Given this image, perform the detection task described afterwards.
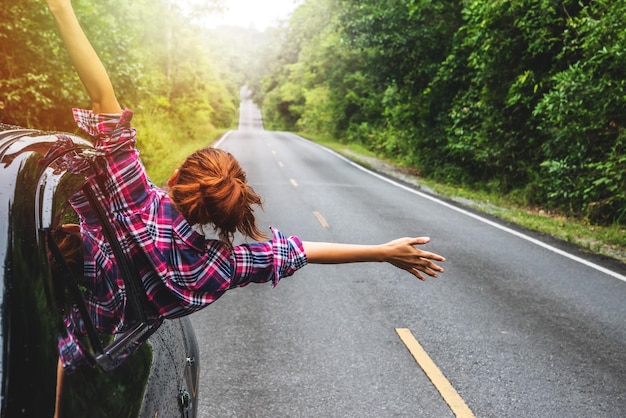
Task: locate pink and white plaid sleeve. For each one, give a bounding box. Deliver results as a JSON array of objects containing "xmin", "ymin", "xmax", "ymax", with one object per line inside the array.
[{"xmin": 229, "ymin": 227, "xmax": 308, "ymax": 289}]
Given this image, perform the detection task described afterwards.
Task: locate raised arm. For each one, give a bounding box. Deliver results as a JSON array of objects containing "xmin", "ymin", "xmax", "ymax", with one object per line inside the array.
[
  {"xmin": 302, "ymin": 237, "xmax": 445, "ymax": 281},
  {"xmin": 46, "ymin": 0, "xmax": 122, "ymax": 114}
]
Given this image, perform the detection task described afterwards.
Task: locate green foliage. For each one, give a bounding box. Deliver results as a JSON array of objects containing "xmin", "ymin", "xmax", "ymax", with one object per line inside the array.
[
  {"xmin": 6, "ymin": 0, "xmax": 626, "ymax": 226},
  {"xmin": 257, "ymin": 0, "xmax": 626, "ymax": 226},
  {"xmin": 532, "ymin": 0, "xmax": 626, "ymax": 222},
  {"xmin": 441, "ymin": 0, "xmax": 569, "ymax": 190},
  {"xmin": 2, "ymin": 0, "xmax": 237, "ymax": 180},
  {"xmin": 1, "ymin": 0, "xmax": 76, "ymax": 130},
  {"xmin": 258, "ymin": 0, "xmax": 339, "ymax": 131}
]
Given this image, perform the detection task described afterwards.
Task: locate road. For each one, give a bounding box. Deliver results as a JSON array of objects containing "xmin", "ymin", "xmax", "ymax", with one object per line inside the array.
[{"xmin": 190, "ymin": 97, "xmax": 626, "ymax": 417}]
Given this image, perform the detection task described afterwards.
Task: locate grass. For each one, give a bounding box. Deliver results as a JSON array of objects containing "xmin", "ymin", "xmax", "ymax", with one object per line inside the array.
[
  {"xmin": 299, "ymin": 132, "xmax": 626, "ymax": 265},
  {"xmin": 134, "ymin": 111, "xmax": 229, "ymax": 186}
]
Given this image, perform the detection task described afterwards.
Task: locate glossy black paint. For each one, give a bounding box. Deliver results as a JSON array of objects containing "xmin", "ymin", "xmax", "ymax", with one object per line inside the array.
[{"xmin": 0, "ymin": 125, "xmax": 200, "ymax": 417}]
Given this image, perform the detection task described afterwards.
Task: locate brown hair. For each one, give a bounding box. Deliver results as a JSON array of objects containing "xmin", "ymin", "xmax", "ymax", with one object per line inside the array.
[{"xmin": 167, "ymin": 147, "xmax": 265, "ymax": 245}]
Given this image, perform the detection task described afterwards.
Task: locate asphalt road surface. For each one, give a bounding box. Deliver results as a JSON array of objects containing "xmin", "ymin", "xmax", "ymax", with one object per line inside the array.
[{"xmin": 190, "ymin": 96, "xmax": 626, "ymax": 417}]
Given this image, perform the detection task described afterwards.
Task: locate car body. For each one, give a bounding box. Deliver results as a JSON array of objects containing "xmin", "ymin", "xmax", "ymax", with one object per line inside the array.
[{"xmin": 0, "ymin": 123, "xmax": 200, "ymax": 417}]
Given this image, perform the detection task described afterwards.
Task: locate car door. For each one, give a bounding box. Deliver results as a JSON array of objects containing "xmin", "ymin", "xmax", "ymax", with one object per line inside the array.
[{"xmin": 0, "ymin": 127, "xmax": 199, "ymax": 417}]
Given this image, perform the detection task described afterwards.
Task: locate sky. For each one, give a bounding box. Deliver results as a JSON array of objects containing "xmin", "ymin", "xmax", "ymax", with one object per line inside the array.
[{"xmin": 204, "ymin": 0, "xmax": 303, "ymax": 30}]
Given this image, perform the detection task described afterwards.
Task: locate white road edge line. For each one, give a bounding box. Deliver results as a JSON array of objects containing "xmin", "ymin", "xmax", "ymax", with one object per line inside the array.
[
  {"xmin": 288, "ymin": 134, "xmax": 626, "ymax": 283},
  {"xmin": 213, "ymin": 130, "xmax": 232, "ymax": 148}
]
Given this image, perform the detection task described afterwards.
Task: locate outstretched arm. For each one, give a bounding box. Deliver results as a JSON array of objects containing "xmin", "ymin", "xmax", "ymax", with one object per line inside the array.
[
  {"xmin": 302, "ymin": 237, "xmax": 445, "ymax": 281},
  {"xmin": 46, "ymin": 0, "xmax": 122, "ymax": 114}
]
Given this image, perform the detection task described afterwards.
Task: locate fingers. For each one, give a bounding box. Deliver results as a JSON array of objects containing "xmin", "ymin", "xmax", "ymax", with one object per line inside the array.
[
  {"xmin": 388, "ymin": 236, "xmax": 446, "ymax": 281},
  {"xmin": 407, "ymin": 237, "xmax": 446, "ymax": 262},
  {"xmin": 414, "ymin": 261, "xmax": 444, "ymax": 279},
  {"xmin": 390, "ymin": 258, "xmax": 443, "ymax": 281},
  {"xmin": 416, "ymin": 250, "xmax": 446, "ymax": 262}
]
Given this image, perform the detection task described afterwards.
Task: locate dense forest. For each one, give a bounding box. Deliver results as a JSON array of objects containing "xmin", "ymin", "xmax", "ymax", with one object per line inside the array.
[
  {"xmin": 255, "ymin": 0, "xmax": 626, "ymax": 227},
  {"xmin": 1, "ymin": 0, "xmax": 265, "ymax": 182},
  {"xmin": 2, "ymin": 0, "xmax": 625, "ymax": 227}
]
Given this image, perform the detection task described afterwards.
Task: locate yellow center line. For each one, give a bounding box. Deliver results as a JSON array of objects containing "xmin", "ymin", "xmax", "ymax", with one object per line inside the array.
[
  {"xmin": 313, "ymin": 211, "xmax": 329, "ymax": 228},
  {"xmin": 278, "ymin": 161, "xmax": 284, "ymax": 168},
  {"xmin": 395, "ymin": 328, "xmax": 475, "ymax": 418},
  {"xmin": 289, "ymin": 178, "xmax": 298, "ymax": 187}
]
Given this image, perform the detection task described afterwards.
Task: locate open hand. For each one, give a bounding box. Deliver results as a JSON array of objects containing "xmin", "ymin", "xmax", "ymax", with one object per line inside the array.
[{"xmin": 383, "ymin": 237, "xmax": 445, "ymax": 281}]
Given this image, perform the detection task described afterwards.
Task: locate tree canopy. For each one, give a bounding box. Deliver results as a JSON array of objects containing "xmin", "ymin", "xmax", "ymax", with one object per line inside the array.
[
  {"xmin": 1, "ymin": 0, "xmax": 237, "ymax": 155},
  {"xmin": 3, "ymin": 0, "xmax": 625, "ymax": 225},
  {"xmin": 256, "ymin": 0, "xmax": 626, "ymax": 225}
]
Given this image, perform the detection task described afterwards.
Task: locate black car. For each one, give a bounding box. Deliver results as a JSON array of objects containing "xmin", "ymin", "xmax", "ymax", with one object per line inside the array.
[{"xmin": 0, "ymin": 123, "xmax": 200, "ymax": 417}]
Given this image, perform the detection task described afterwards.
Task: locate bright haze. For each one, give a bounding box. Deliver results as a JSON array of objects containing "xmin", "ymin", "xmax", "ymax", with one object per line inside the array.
[{"xmin": 204, "ymin": 0, "xmax": 303, "ymax": 30}]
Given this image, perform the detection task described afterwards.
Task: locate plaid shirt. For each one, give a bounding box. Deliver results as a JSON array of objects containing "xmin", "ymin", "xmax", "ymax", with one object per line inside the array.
[{"xmin": 59, "ymin": 109, "xmax": 307, "ymax": 370}]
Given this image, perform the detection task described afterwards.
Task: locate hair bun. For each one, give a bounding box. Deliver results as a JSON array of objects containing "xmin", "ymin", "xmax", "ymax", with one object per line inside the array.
[{"xmin": 168, "ymin": 148, "xmax": 265, "ymax": 244}]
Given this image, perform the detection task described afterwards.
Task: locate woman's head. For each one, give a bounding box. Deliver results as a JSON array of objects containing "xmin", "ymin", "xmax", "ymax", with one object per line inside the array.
[{"xmin": 167, "ymin": 147, "xmax": 265, "ymax": 245}]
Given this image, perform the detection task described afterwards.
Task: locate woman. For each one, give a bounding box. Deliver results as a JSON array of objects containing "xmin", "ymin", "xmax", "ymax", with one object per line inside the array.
[{"xmin": 45, "ymin": 0, "xmax": 445, "ymax": 371}]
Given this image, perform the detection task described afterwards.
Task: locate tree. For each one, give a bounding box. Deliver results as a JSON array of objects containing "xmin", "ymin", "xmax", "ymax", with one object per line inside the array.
[{"xmin": 533, "ymin": 0, "xmax": 626, "ymax": 222}]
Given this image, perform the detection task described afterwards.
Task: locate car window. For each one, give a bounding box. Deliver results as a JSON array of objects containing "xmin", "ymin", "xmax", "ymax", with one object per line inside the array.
[{"xmin": 40, "ymin": 146, "xmax": 158, "ymax": 417}]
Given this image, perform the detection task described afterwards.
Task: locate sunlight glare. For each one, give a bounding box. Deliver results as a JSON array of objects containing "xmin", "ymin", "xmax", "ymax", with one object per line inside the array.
[{"xmin": 204, "ymin": 0, "xmax": 303, "ymax": 30}]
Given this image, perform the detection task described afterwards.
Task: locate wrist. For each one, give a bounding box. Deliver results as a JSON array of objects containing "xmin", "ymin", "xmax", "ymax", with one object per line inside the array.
[{"xmin": 377, "ymin": 243, "xmax": 390, "ymax": 263}]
